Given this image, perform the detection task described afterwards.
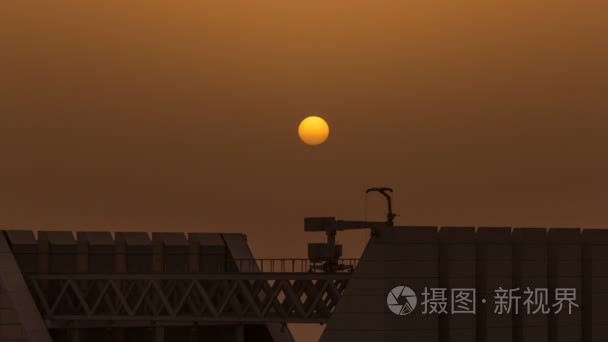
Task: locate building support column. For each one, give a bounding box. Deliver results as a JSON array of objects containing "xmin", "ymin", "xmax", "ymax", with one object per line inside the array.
[
  {"xmin": 70, "ymin": 328, "xmax": 79, "ymax": 342},
  {"xmin": 155, "ymin": 327, "xmax": 165, "ymax": 342},
  {"xmin": 235, "ymin": 324, "xmax": 244, "ymax": 342}
]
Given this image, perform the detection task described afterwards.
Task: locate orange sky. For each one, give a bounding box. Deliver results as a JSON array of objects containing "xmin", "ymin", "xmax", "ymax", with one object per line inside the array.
[{"xmin": 1, "ymin": 1, "xmax": 607, "ymax": 340}]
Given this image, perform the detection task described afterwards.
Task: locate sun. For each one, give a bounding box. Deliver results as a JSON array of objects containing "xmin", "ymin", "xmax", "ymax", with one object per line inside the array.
[{"xmin": 298, "ymin": 116, "xmax": 330, "ymax": 146}]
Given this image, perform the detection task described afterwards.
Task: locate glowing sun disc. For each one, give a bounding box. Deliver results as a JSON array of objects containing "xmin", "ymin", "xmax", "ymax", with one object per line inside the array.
[{"xmin": 298, "ymin": 116, "xmax": 329, "ymax": 146}]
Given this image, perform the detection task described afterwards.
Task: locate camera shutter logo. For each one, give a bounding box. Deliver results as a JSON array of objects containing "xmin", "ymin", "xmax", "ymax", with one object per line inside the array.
[{"xmin": 387, "ymin": 286, "xmax": 417, "ymax": 315}]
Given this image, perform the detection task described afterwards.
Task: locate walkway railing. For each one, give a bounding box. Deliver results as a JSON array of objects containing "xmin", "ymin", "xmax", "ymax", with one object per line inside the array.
[{"xmin": 228, "ymin": 258, "xmax": 359, "ymax": 273}]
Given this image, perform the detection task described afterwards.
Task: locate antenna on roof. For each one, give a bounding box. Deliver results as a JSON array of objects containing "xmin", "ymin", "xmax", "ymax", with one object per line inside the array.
[{"xmin": 365, "ymin": 187, "xmax": 397, "ymax": 226}]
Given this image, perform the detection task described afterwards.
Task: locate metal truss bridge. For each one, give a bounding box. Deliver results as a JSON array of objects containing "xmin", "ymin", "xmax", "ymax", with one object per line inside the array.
[
  {"xmin": 0, "ymin": 226, "xmax": 362, "ymax": 341},
  {"xmin": 26, "ymin": 271, "xmax": 351, "ymax": 328}
]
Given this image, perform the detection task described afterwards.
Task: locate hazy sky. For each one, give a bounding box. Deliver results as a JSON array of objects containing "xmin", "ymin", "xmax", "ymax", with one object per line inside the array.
[{"xmin": 1, "ymin": 1, "xmax": 607, "ymax": 340}]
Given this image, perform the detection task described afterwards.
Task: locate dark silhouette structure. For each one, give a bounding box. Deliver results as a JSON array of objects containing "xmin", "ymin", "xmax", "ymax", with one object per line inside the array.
[
  {"xmin": 1, "ymin": 223, "xmax": 607, "ymax": 341},
  {"xmin": 316, "ymin": 224, "xmax": 607, "ymax": 342},
  {"xmin": 365, "ymin": 187, "xmax": 397, "ymax": 226},
  {"xmin": 0, "ymin": 231, "xmax": 327, "ymax": 342}
]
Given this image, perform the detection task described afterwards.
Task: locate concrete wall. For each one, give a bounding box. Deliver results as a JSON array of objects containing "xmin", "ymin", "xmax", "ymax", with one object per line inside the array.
[
  {"xmin": 322, "ymin": 226, "xmax": 602, "ymax": 342},
  {"xmin": 0, "ymin": 278, "xmax": 29, "ymax": 342},
  {"xmin": 582, "ymin": 229, "xmax": 608, "ymax": 342},
  {"xmin": 0, "ymin": 232, "xmax": 51, "ymax": 342},
  {"xmin": 321, "ymin": 226, "xmax": 439, "ymax": 341}
]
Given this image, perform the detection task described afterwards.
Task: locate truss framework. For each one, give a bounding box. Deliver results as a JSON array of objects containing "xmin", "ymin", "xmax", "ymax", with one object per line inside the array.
[{"xmin": 26, "ymin": 274, "xmax": 350, "ymax": 327}]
